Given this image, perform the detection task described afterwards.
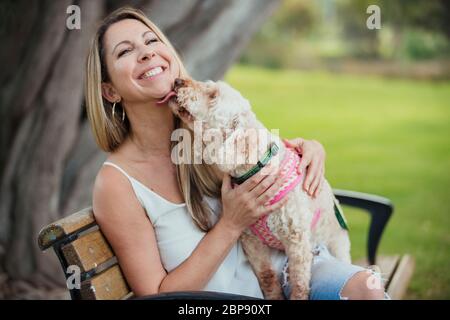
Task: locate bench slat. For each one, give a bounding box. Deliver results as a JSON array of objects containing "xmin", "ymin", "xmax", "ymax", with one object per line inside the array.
[
  {"xmin": 61, "ymin": 230, "xmax": 114, "ymax": 273},
  {"xmin": 355, "ymin": 254, "xmax": 415, "ymax": 299},
  {"xmin": 38, "ymin": 207, "xmax": 96, "ymax": 250},
  {"xmin": 387, "ymin": 255, "xmax": 415, "ymax": 299},
  {"xmin": 80, "ymin": 265, "xmax": 131, "ymax": 300},
  {"xmin": 375, "ymin": 255, "xmax": 400, "ymax": 287}
]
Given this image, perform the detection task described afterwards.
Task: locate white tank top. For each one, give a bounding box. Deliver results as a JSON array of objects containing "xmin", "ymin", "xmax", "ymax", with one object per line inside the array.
[{"xmin": 103, "ymin": 161, "xmax": 287, "ymax": 298}]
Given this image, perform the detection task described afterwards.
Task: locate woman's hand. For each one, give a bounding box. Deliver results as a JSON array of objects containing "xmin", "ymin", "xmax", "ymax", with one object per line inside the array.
[
  {"xmin": 219, "ymin": 164, "xmax": 289, "ymax": 236},
  {"xmin": 283, "ymin": 137, "xmax": 326, "ymax": 198}
]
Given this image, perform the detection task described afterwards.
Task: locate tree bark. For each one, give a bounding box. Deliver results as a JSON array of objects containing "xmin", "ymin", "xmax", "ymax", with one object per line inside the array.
[{"xmin": 0, "ymin": 0, "xmax": 280, "ymax": 298}]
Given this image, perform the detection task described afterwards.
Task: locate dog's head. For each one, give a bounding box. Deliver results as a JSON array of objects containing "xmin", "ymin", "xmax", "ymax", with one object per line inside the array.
[
  {"xmin": 168, "ymin": 78, "xmax": 275, "ymax": 174},
  {"xmin": 168, "ymin": 78, "xmax": 252, "ymax": 131}
]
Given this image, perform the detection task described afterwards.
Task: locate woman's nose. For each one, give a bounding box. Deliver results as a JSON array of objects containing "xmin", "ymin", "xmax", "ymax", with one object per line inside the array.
[{"xmin": 138, "ymin": 49, "xmax": 156, "ymax": 63}]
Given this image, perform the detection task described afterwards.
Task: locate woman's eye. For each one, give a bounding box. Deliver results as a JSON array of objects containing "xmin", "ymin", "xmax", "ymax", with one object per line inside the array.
[
  {"xmin": 146, "ymin": 38, "xmax": 158, "ymax": 45},
  {"xmin": 117, "ymin": 38, "xmax": 158, "ymax": 58},
  {"xmin": 118, "ymin": 48, "xmax": 131, "ymax": 57}
]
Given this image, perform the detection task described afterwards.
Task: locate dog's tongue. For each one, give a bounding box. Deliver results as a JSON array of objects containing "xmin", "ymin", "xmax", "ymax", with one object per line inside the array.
[{"xmin": 156, "ymin": 91, "xmax": 177, "ymax": 105}]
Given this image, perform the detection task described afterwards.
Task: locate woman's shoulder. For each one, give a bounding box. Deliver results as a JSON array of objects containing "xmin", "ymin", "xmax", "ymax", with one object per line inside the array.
[
  {"xmin": 94, "ymin": 159, "xmax": 129, "ymax": 194},
  {"xmin": 93, "ymin": 158, "xmax": 142, "ymax": 221},
  {"xmin": 95, "ymin": 148, "xmax": 134, "ymax": 190}
]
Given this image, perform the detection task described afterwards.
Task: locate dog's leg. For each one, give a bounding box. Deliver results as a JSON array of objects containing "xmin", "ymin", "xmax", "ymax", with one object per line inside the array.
[
  {"xmin": 240, "ymin": 230, "xmax": 284, "ymax": 300},
  {"xmin": 328, "ymin": 232, "xmax": 352, "ymax": 264},
  {"xmin": 284, "ymin": 228, "xmax": 313, "ymax": 300}
]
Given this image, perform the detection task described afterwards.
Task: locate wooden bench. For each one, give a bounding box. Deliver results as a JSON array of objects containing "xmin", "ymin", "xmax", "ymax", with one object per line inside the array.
[{"xmin": 37, "ymin": 189, "xmax": 414, "ymax": 300}]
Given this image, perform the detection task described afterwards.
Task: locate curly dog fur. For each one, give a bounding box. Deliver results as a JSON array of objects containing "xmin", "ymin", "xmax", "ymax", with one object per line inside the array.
[{"xmin": 168, "ymin": 78, "xmax": 351, "ymax": 300}]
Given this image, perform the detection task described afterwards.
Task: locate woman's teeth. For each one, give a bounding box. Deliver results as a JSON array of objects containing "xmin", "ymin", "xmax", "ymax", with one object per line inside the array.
[{"xmin": 141, "ymin": 66, "xmax": 163, "ymax": 79}]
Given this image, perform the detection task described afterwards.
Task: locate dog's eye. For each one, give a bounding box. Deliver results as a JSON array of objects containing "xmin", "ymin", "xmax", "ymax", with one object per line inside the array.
[{"xmin": 209, "ymin": 89, "xmax": 218, "ymax": 100}]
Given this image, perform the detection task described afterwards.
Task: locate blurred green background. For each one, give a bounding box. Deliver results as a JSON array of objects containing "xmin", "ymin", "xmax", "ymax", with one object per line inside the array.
[{"xmin": 225, "ymin": 0, "xmax": 450, "ymax": 299}]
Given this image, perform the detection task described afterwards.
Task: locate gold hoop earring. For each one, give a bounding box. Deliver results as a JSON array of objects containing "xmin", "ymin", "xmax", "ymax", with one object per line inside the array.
[
  {"xmin": 121, "ymin": 106, "xmax": 126, "ymax": 122},
  {"xmin": 112, "ymin": 101, "xmax": 117, "ymax": 119},
  {"xmin": 112, "ymin": 101, "xmax": 125, "ymax": 123}
]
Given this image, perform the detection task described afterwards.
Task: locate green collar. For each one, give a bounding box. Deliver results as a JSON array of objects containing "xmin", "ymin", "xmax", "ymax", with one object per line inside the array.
[{"xmin": 231, "ymin": 142, "xmax": 280, "ymax": 185}]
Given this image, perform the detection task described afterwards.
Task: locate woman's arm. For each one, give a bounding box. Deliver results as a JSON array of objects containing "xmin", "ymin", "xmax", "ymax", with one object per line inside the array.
[
  {"xmin": 93, "ymin": 163, "xmax": 287, "ymax": 296},
  {"xmin": 158, "ymin": 168, "xmax": 289, "ymax": 292},
  {"xmin": 93, "ymin": 166, "xmax": 168, "ymax": 296},
  {"xmin": 157, "ymin": 215, "xmax": 240, "ymax": 292}
]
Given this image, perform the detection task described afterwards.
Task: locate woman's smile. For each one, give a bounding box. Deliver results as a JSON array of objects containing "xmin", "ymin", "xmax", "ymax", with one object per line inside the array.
[
  {"xmin": 139, "ymin": 66, "xmax": 164, "ymax": 79},
  {"xmin": 134, "ymin": 63, "xmax": 174, "ymax": 97},
  {"xmin": 137, "ymin": 65, "xmax": 168, "ymax": 80}
]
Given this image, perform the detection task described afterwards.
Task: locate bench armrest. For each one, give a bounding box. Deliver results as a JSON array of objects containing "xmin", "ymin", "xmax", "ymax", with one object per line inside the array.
[{"xmin": 333, "ymin": 189, "xmax": 394, "ymax": 265}]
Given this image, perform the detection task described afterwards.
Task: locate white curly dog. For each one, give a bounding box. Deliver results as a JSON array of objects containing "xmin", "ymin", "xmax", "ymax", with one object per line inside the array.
[{"xmin": 164, "ymin": 78, "xmax": 351, "ymax": 300}]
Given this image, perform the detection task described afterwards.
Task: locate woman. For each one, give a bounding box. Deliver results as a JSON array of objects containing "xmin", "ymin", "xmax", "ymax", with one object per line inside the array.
[{"xmin": 85, "ymin": 7, "xmax": 387, "ymax": 299}]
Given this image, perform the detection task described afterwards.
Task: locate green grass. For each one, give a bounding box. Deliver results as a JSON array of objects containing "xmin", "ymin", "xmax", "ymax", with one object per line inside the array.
[{"xmin": 225, "ymin": 65, "xmax": 450, "ymax": 299}]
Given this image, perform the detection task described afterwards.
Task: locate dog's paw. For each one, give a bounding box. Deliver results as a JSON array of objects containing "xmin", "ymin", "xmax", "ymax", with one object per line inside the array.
[
  {"xmin": 290, "ymin": 287, "xmax": 310, "ymax": 300},
  {"xmin": 265, "ymin": 292, "xmax": 285, "ymax": 300}
]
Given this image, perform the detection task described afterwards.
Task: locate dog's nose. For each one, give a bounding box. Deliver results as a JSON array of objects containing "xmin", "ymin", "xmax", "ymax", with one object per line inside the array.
[{"xmin": 174, "ymin": 78, "xmax": 185, "ymax": 90}]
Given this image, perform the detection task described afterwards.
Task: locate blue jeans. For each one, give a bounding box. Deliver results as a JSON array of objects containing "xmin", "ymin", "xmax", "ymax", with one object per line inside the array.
[{"xmin": 280, "ymin": 244, "xmax": 390, "ymax": 300}]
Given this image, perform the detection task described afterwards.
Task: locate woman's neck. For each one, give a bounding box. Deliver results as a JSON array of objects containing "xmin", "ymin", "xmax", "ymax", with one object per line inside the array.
[{"xmin": 123, "ymin": 101, "xmax": 176, "ymax": 158}]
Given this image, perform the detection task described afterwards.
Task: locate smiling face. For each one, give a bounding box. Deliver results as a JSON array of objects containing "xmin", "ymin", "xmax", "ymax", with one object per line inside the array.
[{"xmin": 101, "ymin": 18, "xmax": 180, "ymax": 105}]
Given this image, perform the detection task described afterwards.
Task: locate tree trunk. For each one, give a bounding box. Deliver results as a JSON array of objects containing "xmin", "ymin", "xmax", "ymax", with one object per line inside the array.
[{"xmin": 0, "ymin": 0, "xmax": 280, "ymax": 298}]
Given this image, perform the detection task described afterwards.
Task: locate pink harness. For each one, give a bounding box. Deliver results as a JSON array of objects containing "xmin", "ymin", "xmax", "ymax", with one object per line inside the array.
[
  {"xmin": 267, "ymin": 147, "xmax": 302, "ymax": 206},
  {"xmin": 249, "ymin": 147, "xmax": 322, "ymax": 251}
]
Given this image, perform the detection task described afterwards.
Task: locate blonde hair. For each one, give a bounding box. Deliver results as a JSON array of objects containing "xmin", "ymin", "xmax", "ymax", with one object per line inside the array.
[{"xmin": 85, "ymin": 6, "xmax": 221, "ymax": 231}]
